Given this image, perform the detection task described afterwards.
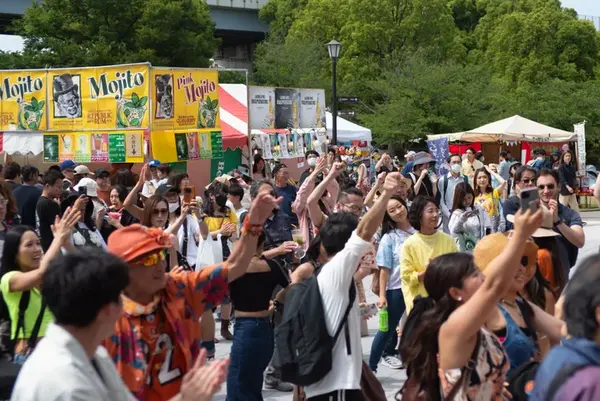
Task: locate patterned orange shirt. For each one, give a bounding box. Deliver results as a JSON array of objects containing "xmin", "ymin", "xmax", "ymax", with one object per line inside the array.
[{"xmin": 104, "ymin": 263, "xmax": 230, "ymax": 401}]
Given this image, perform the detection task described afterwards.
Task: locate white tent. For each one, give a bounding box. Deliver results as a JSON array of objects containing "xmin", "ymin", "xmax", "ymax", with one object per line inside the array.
[
  {"xmin": 427, "ymin": 115, "xmax": 576, "ymax": 143},
  {"xmin": 326, "ymin": 112, "xmax": 372, "ymax": 142}
]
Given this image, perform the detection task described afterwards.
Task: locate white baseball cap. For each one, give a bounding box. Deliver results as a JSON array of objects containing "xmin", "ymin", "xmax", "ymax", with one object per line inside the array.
[{"xmin": 73, "ymin": 177, "xmax": 98, "ymax": 197}]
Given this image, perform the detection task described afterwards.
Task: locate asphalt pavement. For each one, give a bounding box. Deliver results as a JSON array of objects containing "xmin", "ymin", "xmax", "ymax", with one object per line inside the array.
[{"xmin": 213, "ymin": 210, "xmax": 600, "ymax": 401}]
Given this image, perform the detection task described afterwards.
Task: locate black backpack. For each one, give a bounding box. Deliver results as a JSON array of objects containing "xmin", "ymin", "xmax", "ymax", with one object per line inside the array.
[{"xmin": 273, "ymin": 271, "xmax": 356, "ymax": 386}]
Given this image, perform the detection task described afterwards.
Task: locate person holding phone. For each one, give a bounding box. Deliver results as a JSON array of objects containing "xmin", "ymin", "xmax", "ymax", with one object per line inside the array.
[
  {"xmin": 503, "ymin": 165, "xmax": 537, "ymax": 231},
  {"xmin": 60, "ymin": 193, "xmax": 107, "ymax": 250}
]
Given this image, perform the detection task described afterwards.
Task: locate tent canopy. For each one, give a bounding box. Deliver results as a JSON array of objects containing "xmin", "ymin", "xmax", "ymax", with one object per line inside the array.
[
  {"xmin": 219, "ymin": 84, "xmax": 249, "ymax": 150},
  {"xmin": 326, "ymin": 112, "xmax": 372, "ymax": 143},
  {"xmin": 427, "ymin": 115, "xmax": 576, "ymax": 143}
]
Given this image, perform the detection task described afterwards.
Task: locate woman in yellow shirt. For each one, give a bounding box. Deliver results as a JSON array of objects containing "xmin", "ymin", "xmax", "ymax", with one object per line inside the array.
[
  {"xmin": 400, "ymin": 196, "xmax": 457, "ymax": 314},
  {"xmin": 474, "ymin": 167, "xmax": 506, "ymax": 233}
]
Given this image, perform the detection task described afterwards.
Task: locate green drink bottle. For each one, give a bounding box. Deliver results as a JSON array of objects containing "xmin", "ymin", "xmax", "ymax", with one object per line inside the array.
[{"xmin": 379, "ymin": 307, "xmax": 389, "ymax": 332}]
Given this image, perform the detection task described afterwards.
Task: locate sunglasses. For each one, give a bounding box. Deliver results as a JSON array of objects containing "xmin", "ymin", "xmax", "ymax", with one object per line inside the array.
[
  {"xmin": 520, "ymin": 178, "xmax": 535, "ymax": 184},
  {"xmin": 152, "ymin": 208, "xmax": 169, "ymax": 216},
  {"xmin": 537, "ymin": 184, "xmax": 555, "ymax": 190},
  {"xmin": 521, "ymin": 256, "xmax": 529, "ymax": 267},
  {"xmin": 134, "ymin": 251, "xmax": 166, "ymax": 267}
]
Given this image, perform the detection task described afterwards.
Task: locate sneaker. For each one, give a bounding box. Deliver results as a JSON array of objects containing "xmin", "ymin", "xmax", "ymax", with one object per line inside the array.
[
  {"xmin": 381, "ymin": 355, "xmax": 403, "ymax": 370},
  {"xmin": 264, "ymin": 379, "xmax": 294, "ymax": 392}
]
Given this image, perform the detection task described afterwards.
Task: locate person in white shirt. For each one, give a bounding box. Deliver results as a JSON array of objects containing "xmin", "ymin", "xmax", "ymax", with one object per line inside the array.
[
  {"xmin": 303, "ymin": 173, "xmax": 405, "ymax": 401},
  {"xmin": 438, "ymin": 154, "xmax": 467, "ymax": 234},
  {"xmin": 11, "ymin": 248, "xmax": 228, "ymax": 401},
  {"xmin": 141, "ymin": 161, "xmax": 169, "ymax": 198}
]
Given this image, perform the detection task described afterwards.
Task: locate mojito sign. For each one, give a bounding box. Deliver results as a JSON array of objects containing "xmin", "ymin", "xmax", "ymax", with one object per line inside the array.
[
  {"xmin": 0, "ymin": 70, "xmax": 47, "ymax": 131},
  {"xmin": 151, "ymin": 67, "xmax": 220, "ymax": 131},
  {"xmin": 48, "ymin": 63, "xmax": 150, "ymax": 131}
]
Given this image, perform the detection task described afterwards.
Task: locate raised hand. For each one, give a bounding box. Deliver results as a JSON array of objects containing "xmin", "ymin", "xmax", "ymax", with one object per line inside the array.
[
  {"xmin": 328, "ymin": 161, "xmax": 345, "ymax": 178},
  {"xmin": 382, "ymin": 172, "xmax": 404, "ymax": 193},
  {"xmin": 315, "ymin": 156, "xmax": 327, "ymax": 173},
  {"xmin": 420, "ymin": 168, "xmax": 428, "ymax": 179},
  {"xmin": 247, "ymin": 189, "xmax": 283, "ymax": 226},
  {"xmin": 376, "ymin": 172, "xmax": 386, "ymax": 187},
  {"xmin": 513, "ymin": 206, "xmax": 543, "ymax": 239}
]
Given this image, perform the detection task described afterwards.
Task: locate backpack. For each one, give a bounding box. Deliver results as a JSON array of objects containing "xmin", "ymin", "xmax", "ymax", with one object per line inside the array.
[
  {"xmin": 545, "ymin": 364, "xmax": 593, "ymax": 401},
  {"xmin": 273, "ymin": 270, "xmax": 356, "ymax": 386}
]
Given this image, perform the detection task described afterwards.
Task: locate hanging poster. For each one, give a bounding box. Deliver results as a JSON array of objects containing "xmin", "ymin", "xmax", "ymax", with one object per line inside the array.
[
  {"xmin": 300, "ymin": 89, "xmax": 326, "ymax": 129},
  {"xmin": 270, "ymin": 134, "xmax": 281, "ymax": 159},
  {"xmin": 262, "ymin": 133, "xmax": 272, "ymax": 159},
  {"xmin": 574, "ymin": 122, "xmax": 586, "ymax": 175},
  {"xmin": 48, "ymin": 63, "xmax": 150, "ymax": 131},
  {"xmin": 211, "ymin": 131, "xmax": 223, "ymax": 159},
  {"xmin": 151, "ymin": 68, "xmax": 220, "ymax": 131},
  {"xmin": 249, "ymin": 86, "xmax": 275, "ymax": 130},
  {"xmin": 91, "ymin": 133, "xmax": 109, "ymax": 162},
  {"xmin": 175, "ymin": 133, "xmax": 188, "ymax": 161},
  {"xmin": 126, "ymin": 131, "xmax": 143, "ymax": 162},
  {"xmin": 44, "ymin": 135, "xmax": 59, "ymax": 162},
  {"xmin": 199, "ymin": 131, "xmax": 212, "ymax": 159},
  {"xmin": 427, "ymin": 137, "xmax": 450, "ymax": 177},
  {"xmin": 58, "ymin": 133, "xmax": 75, "ymax": 161},
  {"xmin": 74, "ymin": 133, "xmax": 91, "ymax": 163},
  {"xmin": 187, "ymin": 132, "xmax": 200, "ymax": 160},
  {"xmin": 279, "ymin": 133, "xmax": 290, "ymax": 158},
  {"xmin": 275, "ymin": 88, "xmax": 297, "ymax": 129},
  {"xmin": 0, "ymin": 69, "xmax": 47, "ymax": 131}
]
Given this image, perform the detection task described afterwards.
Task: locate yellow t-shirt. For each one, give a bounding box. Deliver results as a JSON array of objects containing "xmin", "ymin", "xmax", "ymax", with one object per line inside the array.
[
  {"xmin": 204, "ymin": 209, "xmax": 239, "ymax": 232},
  {"xmin": 1, "ymin": 271, "xmax": 54, "ymax": 339},
  {"xmin": 400, "ymin": 231, "xmax": 458, "ymax": 313},
  {"xmin": 475, "ymin": 188, "xmax": 501, "ymax": 218}
]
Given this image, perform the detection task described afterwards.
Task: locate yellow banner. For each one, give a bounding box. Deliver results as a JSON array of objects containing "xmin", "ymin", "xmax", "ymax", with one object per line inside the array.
[
  {"xmin": 44, "ymin": 131, "xmax": 145, "ymax": 164},
  {"xmin": 151, "ymin": 68, "xmax": 219, "ymax": 131},
  {"xmin": 151, "ymin": 129, "xmax": 222, "ymax": 163},
  {"xmin": 48, "ymin": 64, "xmax": 150, "ymax": 131},
  {"xmin": 0, "ymin": 70, "xmax": 47, "ymax": 131}
]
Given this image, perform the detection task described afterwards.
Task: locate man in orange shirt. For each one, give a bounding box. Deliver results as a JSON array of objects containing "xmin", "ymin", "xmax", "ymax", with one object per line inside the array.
[{"xmin": 105, "ymin": 189, "xmax": 281, "ymax": 401}]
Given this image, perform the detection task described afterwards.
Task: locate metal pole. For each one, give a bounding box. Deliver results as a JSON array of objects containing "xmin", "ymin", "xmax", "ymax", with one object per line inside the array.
[{"xmin": 332, "ymin": 58, "xmax": 337, "ymax": 145}]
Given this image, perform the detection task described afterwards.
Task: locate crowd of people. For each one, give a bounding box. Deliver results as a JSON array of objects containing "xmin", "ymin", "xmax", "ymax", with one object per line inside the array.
[{"xmin": 0, "ymin": 143, "xmax": 596, "ymax": 401}]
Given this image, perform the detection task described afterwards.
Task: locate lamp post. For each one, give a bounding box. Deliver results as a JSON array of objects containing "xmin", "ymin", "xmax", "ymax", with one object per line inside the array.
[{"xmin": 327, "ymin": 39, "xmax": 341, "ymax": 145}]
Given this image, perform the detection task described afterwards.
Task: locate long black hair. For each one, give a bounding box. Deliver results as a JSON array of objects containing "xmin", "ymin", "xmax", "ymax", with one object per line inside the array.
[
  {"xmin": 203, "ymin": 181, "xmax": 230, "ymax": 217},
  {"xmin": 0, "ymin": 225, "xmax": 38, "ymax": 278},
  {"xmin": 474, "ymin": 167, "xmax": 493, "ymax": 196},
  {"xmin": 381, "ymin": 195, "xmax": 408, "ymax": 237},
  {"xmin": 524, "ymin": 266, "xmax": 553, "ymax": 310},
  {"xmin": 398, "ymin": 253, "xmax": 479, "ymax": 401},
  {"xmin": 61, "ymin": 194, "xmax": 96, "ymax": 231}
]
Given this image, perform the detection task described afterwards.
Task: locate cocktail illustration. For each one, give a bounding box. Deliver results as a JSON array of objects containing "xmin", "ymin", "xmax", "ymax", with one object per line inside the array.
[
  {"xmin": 17, "ymin": 97, "xmax": 45, "ymax": 131},
  {"xmin": 197, "ymin": 96, "xmax": 219, "ymax": 128},
  {"xmin": 117, "ymin": 92, "xmax": 148, "ymax": 128},
  {"xmin": 292, "ymin": 228, "xmax": 306, "ymax": 260}
]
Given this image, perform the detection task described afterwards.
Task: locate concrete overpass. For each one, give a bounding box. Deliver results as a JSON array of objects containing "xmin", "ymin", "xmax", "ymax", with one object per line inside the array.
[{"xmin": 0, "ymin": 0, "xmax": 270, "ymax": 69}]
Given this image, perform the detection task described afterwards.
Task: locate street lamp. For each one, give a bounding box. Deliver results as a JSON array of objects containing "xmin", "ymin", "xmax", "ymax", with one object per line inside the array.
[{"xmin": 327, "ymin": 39, "xmax": 341, "ymax": 145}]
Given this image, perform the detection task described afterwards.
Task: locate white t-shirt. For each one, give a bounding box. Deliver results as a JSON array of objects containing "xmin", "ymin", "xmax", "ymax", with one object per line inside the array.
[
  {"xmin": 304, "ymin": 232, "xmax": 371, "ymax": 398},
  {"xmin": 141, "ymin": 178, "xmax": 168, "ymax": 198},
  {"xmin": 177, "ymin": 215, "xmax": 200, "ymax": 266}
]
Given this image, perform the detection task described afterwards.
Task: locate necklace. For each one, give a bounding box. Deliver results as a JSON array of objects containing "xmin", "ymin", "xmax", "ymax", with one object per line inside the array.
[{"xmin": 501, "ymin": 299, "xmax": 523, "ymax": 318}]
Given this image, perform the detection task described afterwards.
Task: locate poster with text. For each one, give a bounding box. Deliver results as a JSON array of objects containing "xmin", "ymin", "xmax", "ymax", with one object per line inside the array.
[
  {"xmin": 0, "ymin": 70, "xmax": 48, "ymax": 131},
  {"xmin": 249, "ymin": 86, "xmax": 275, "ymax": 130},
  {"xmin": 200, "ymin": 131, "xmax": 212, "ymax": 159},
  {"xmin": 58, "ymin": 133, "xmax": 75, "ymax": 161},
  {"xmin": 279, "ymin": 133, "xmax": 290, "ymax": 158},
  {"xmin": 91, "ymin": 133, "xmax": 109, "ymax": 162},
  {"xmin": 275, "ymin": 88, "xmax": 297, "ymax": 129},
  {"xmin": 151, "ymin": 68, "xmax": 219, "ymax": 131},
  {"xmin": 300, "ymin": 89, "xmax": 326, "ymax": 129},
  {"xmin": 48, "ymin": 63, "xmax": 150, "ymax": 130},
  {"xmin": 211, "ymin": 131, "xmax": 223, "ymax": 159},
  {"xmin": 74, "ymin": 133, "xmax": 91, "ymax": 163},
  {"xmin": 126, "ymin": 131, "xmax": 144, "ymax": 162},
  {"xmin": 262, "ymin": 133, "xmax": 272, "ymax": 159}
]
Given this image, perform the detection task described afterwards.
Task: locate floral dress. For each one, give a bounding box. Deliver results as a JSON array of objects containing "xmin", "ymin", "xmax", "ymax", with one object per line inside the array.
[
  {"xmin": 70, "ymin": 222, "xmax": 107, "ymax": 249},
  {"xmin": 439, "ymin": 328, "xmax": 509, "ymax": 401}
]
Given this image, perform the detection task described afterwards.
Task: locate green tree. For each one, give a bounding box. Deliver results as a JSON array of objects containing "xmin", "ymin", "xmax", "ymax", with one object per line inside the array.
[{"xmin": 2, "ymin": 0, "xmax": 218, "ymax": 68}]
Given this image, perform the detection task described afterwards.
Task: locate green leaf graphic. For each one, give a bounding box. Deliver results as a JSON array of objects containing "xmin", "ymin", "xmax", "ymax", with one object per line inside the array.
[
  {"xmin": 130, "ymin": 118, "xmax": 140, "ymax": 126},
  {"xmin": 124, "ymin": 108, "xmax": 131, "ymax": 117},
  {"xmin": 25, "ymin": 105, "xmax": 34, "ymax": 112},
  {"xmin": 32, "ymin": 97, "xmax": 38, "ymax": 108},
  {"xmin": 37, "ymin": 100, "xmax": 45, "ymax": 110},
  {"xmin": 139, "ymin": 97, "xmax": 148, "ymax": 107},
  {"xmin": 132, "ymin": 92, "xmax": 139, "ymax": 105},
  {"xmin": 125, "ymin": 102, "xmax": 136, "ymax": 108}
]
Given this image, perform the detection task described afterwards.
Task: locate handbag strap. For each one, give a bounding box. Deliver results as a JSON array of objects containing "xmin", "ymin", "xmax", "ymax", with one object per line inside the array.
[
  {"xmin": 444, "ymin": 332, "xmax": 481, "ymax": 401},
  {"xmin": 15, "ymin": 291, "xmax": 30, "ymax": 339},
  {"xmin": 27, "ymin": 297, "xmax": 47, "ymax": 350}
]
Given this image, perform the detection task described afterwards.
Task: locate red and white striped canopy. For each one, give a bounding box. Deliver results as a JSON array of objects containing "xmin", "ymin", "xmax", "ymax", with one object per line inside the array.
[{"xmin": 219, "ymin": 84, "xmax": 248, "ymax": 150}]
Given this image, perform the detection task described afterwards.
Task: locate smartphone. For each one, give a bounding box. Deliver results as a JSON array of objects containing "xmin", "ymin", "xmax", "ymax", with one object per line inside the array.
[
  {"xmin": 360, "ymin": 303, "xmax": 378, "ymax": 318},
  {"xmin": 78, "ymin": 186, "xmax": 87, "ymax": 196},
  {"xmin": 183, "ymin": 186, "xmax": 196, "ymax": 204},
  {"xmin": 520, "ymin": 187, "xmax": 539, "ymax": 213}
]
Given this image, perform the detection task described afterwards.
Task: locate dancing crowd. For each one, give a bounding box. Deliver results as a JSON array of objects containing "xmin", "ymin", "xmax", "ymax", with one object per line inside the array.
[{"xmin": 0, "ymin": 144, "xmax": 597, "ymax": 401}]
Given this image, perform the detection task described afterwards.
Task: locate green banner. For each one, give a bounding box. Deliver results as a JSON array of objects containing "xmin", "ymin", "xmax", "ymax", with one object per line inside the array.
[{"xmin": 210, "ymin": 148, "xmax": 241, "ymax": 181}]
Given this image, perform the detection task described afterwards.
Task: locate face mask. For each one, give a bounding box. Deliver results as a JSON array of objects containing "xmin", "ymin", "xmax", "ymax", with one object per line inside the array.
[
  {"xmin": 215, "ymin": 194, "xmax": 227, "ymax": 207},
  {"xmin": 307, "ymin": 158, "xmax": 317, "ymax": 167},
  {"xmin": 451, "ymin": 164, "xmax": 462, "ymax": 174},
  {"xmin": 168, "ymin": 202, "xmax": 179, "ymax": 213}
]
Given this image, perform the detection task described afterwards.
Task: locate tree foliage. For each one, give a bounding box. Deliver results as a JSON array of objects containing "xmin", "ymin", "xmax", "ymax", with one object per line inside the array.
[
  {"xmin": 0, "ymin": 0, "xmax": 218, "ymax": 68},
  {"xmin": 254, "ymin": 0, "xmax": 600, "ymax": 161}
]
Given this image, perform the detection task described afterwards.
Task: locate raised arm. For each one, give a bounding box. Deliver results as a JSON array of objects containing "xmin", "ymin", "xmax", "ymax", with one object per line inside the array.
[
  {"xmin": 365, "ymin": 172, "xmax": 385, "ymax": 208},
  {"xmin": 123, "ymin": 164, "xmax": 148, "ymax": 221},
  {"xmin": 307, "ymin": 162, "xmax": 345, "ymax": 228},
  {"xmin": 357, "ymin": 172, "xmax": 402, "ymax": 241},
  {"xmin": 439, "ymin": 207, "xmax": 543, "ymax": 368},
  {"xmin": 413, "ymin": 169, "xmax": 427, "ymax": 195},
  {"xmin": 487, "ymin": 166, "xmax": 506, "ymax": 193},
  {"xmin": 292, "ymin": 158, "xmax": 325, "ymax": 215},
  {"xmin": 549, "ymin": 199, "xmax": 585, "ymax": 248},
  {"xmin": 6, "ymin": 207, "xmax": 80, "ymax": 292},
  {"xmin": 227, "ymin": 190, "xmax": 283, "ymax": 282}
]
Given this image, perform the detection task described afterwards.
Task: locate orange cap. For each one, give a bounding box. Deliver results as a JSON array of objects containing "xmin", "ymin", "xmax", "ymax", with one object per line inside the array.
[{"xmin": 108, "ymin": 224, "xmax": 172, "ymax": 264}]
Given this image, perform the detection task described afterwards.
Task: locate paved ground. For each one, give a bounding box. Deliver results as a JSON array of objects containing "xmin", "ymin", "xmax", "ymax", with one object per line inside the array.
[{"xmin": 213, "ymin": 210, "xmax": 600, "ymax": 400}]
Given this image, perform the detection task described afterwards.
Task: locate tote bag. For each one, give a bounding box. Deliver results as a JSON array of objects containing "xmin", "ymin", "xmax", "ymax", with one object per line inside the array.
[{"xmin": 195, "ymin": 234, "xmax": 224, "ymax": 270}]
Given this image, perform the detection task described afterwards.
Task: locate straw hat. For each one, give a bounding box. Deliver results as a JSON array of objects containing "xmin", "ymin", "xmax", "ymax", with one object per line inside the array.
[
  {"xmin": 473, "ymin": 232, "xmax": 539, "ymax": 273},
  {"xmin": 506, "ymin": 206, "xmax": 560, "ymax": 238}
]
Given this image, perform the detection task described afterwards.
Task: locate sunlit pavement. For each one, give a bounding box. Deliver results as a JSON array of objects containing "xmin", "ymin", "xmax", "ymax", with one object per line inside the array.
[{"xmin": 213, "ymin": 210, "xmax": 600, "ymax": 400}]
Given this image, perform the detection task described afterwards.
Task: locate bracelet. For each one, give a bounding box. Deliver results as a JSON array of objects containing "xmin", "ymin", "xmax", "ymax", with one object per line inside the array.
[{"xmin": 242, "ymin": 219, "xmax": 263, "ymax": 237}]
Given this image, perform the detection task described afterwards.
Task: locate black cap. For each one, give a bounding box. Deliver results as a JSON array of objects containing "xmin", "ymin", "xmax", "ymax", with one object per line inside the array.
[
  {"xmin": 156, "ymin": 184, "xmax": 179, "ymax": 196},
  {"xmin": 271, "ymin": 163, "xmax": 287, "ymax": 177},
  {"xmin": 95, "ymin": 168, "xmax": 110, "ymax": 178}
]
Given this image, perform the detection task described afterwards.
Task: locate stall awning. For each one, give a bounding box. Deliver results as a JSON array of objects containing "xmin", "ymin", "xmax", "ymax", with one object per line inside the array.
[
  {"xmin": 219, "ymin": 84, "xmax": 248, "ymax": 150},
  {"xmin": 326, "ymin": 112, "xmax": 372, "ymax": 143},
  {"xmin": 428, "ymin": 115, "xmax": 576, "ymax": 143}
]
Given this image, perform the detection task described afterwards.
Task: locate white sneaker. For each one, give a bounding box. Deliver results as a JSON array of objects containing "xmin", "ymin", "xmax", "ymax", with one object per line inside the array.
[{"xmin": 381, "ymin": 355, "xmax": 403, "ymax": 370}]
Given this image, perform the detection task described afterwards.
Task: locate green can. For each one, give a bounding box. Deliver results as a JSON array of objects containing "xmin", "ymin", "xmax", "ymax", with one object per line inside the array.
[{"xmin": 379, "ymin": 307, "xmax": 389, "ymax": 332}]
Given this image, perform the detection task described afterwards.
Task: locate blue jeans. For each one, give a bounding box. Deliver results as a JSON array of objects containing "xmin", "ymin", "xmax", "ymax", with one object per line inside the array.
[
  {"xmin": 368, "ymin": 288, "xmax": 406, "ymax": 371},
  {"xmin": 226, "ymin": 317, "xmax": 274, "ymax": 401}
]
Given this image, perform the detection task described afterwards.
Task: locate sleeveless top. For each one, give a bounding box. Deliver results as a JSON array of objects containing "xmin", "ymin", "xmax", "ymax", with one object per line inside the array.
[
  {"xmin": 439, "ymin": 328, "xmax": 509, "ymax": 401},
  {"xmin": 494, "ymin": 304, "xmax": 536, "ymax": 372}
]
